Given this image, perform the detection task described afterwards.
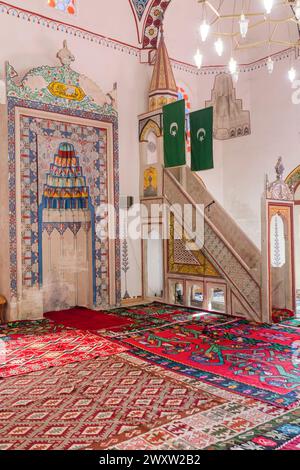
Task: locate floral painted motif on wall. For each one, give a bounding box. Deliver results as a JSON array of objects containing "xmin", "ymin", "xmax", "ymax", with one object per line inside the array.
[
  {"xmin": 48, "ymin": 0, "xmax": 77, "ymax": 15},
  {"xmin": 131, "ymin": 0, "xmax": 151, "ymax": 20}
]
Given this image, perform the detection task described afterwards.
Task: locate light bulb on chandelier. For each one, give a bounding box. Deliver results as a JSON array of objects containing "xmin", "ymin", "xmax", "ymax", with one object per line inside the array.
[
  {"xmin": 295, "ymin": 1, "xmax": 300, "ymax": 21},
  {"xmin": 267, "ymin": 56, "xmax": 274, "ymax": 74},
  {"xmin": 229, "ymin": 57, "xmax": 237, "ymax": 75},
  {"xmin": 199, "ymin": 20, "xmax": 210, "ymax": 42},
  {"xmin": 194, "ymin": 49, "xmax": 203, "ymax": 69},
  {"xmin": 264, "ymin": 0, "xmax": 274, "ymax": 15},
  {"xmin": 239, "ymin": 14, "xmax": 249, "ymax": 38},
  {"xmin": 288, "ymin": 66, "xmax": 296, "ymax": 83},
  {"xmin": 214, "ymin": 37, "xmax": 224, "ymax": 57}
]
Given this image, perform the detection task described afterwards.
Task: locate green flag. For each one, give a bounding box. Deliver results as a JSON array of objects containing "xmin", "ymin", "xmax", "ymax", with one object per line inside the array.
[
  {"xmin": 190, "ymin": 106, "xmax": 214, "ymax": 171},
  {"xmin": 163, "ymin": 100, "xmax": 186, "ymax": 168}
]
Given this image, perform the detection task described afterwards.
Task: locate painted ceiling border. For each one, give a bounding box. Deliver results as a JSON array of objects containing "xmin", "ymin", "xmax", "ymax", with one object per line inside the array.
[
  {"xmin": 0, "ymin": 1, "xmax": 140, "ymax": 57},
  {"xmin": 0, "ymin": 2, "xmax": 296, "ymax": 76}
]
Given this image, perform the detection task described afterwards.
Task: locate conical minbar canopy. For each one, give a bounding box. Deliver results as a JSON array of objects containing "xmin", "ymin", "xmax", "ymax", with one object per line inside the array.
[{"xmin": 149, "ymin": 29, "xmax": 178, "ymax": 112}]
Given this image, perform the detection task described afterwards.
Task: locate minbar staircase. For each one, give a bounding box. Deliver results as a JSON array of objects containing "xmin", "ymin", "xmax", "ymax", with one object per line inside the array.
[{"xmin": 163, "ymin": 167, "xmax": 263, "ymax": 322}]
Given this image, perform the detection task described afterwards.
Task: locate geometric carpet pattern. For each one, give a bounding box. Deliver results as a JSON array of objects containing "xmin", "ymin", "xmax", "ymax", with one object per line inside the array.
[
  {"xmin": 207, "ymin": 408, "xmax": 300, "ymax": 450},
  {"xmin": 0, "ymin": 354, "xmax": 225, "ymax": 450},
  {"xmin": 0, "ymin": 330, "xmax": 128, "ymax": 378},
  {"xmin": 0, "ymin": 319, "xmax": 68, "ymax": 337},
  {"xmin": 101, "ymin": 356, "xmax": 296, "ymax": 451},
  {"xmin": 0, "ymin": 302, "xmax": 299, "ymax": 450},
  {"xmin": 111, "ymin": 399, "xmax": 300, "ymax": 451}
]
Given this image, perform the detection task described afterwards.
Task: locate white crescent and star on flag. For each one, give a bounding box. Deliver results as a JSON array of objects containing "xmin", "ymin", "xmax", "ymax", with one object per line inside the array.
[
  {"xmin": 170, "ymin": 122, "xmax": 178, "ymax": 137},
  {"xmin": 197, "ymin": 128, "xmax": 206, "ymax": 142}
]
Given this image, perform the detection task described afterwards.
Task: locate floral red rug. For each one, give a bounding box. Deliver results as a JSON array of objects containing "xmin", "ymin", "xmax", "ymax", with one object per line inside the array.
[
  {"xmin": 122, "ymin": 320, "xmax": 300, "ymax": 408},
  {"xmin": 0, "ymin": 330, "xmax": 128, "ymax": 378}
]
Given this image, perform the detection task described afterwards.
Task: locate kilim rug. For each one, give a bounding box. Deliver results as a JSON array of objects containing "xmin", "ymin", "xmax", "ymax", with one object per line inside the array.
[
  {"xmin": 108, "ymin": 394, "xmax": 292, "ymax": 450},
  {"xmin": 0, "ymin": 330, "xmax": 128, "ymax": 378},
  {"xmin": 0, "ymin": 319, "xmax": 68, "ymax": 338},
  {"xmin": 122, "ymin": 320, "xmax": 300, "ymax": 408},
  {"xmin": 44, "ymin": 307, "xmax": 134, "ymax": 330},
  {"xmin": 107, "ymin": 356, "xmax": 299, "ymax": 450},
  {"xmin": 107, "ymin": 303, "xmax": 232, "ymax": 324},
  {"xmin": 0, "ymin": 354, "xmax": 225, "ymax": 450},
  {"xmin": 199, "ymin": 319, "xmax": 300, "ymax": 346},
  {"xmin": 272, "ymin": 308, "xmax": 295, "ymax": 324},
  {"xmin": 207, "ymin": 408, "xmax": 300, "ymax": 450},
  {"xmin": 98, "ymin": 303, "xmax": 234, "ymax": 339},
  {"xmin": 278, "ymin": 318, "xmax": 300, "ymax": 329}
]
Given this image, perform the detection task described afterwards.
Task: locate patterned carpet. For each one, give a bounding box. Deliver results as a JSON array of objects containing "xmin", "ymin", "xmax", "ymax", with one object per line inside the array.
[
  {"xmin": 0, "ymin": 354, "xmax": 224, "ymax": 450},
  {"xmin": 110, "ymin": 398, "xmax": 300, "ymax": 450},
  {"xmin": 0, "ymin": 319, "xmax": 67, "ymax": 337},
  {"xmin": 0, "ymin": 302, "xmax": 299, "ymax": 450},
  {"xmin": 0, "ymin": 329, "xmax": 127, "ymax": 378},
  {"xmin": 120, "ymin": 319, "xmax": 300, "ymax": 408},
  {"xmin": 95, "ymin": 355, "xmax": 293, "ymax": 450},
  {"xmin": 279, "ymin": 318, "xmax": 300, "ymax": 329},
  {"xmin": 99, "ymin": 304, "xmax": 235, "ymax": 338},
  {"xmin": 207, "ymin": 408, "xmax": 300, "ymax": 450}
]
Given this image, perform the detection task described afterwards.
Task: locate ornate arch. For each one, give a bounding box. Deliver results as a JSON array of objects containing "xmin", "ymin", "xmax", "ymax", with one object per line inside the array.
[
  {"xmin": 129, "ymin": 0, "xmax": 152, "ymax": 21},
  {"xmin": 128, "ymin": 0, "xmax": 171, "ymax": 47},
  {"xmin": 142, "ymin": 0, "xmax": 172, "ymax": 48},
  {"xmin": 140, "ymin": 119, "xmax": 161, "ymax": 141},
  {"xmin": 285, "ymin": 165, "xmax": 300, "ymax": 193}
]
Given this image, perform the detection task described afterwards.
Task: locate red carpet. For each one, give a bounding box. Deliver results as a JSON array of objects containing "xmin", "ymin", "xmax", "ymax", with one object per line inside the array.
[
  {"xmin": 123, "ymin": 320, "xmax": 300, "ymax": 406},
  {"xmin": 272, "ymin": 308, "xmax": 295, "ymax": 324},
  {"xmin": 44, "ymin": 307, "xmax": 134, "ymax": 331},
  {"xmin": 0, "ymin": 329, "xmax": 128, "ymax": 378}
]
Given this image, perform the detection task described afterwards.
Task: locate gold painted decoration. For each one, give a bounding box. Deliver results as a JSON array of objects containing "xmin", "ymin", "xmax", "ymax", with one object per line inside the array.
[
  {"xmin": 144, "ymin": 167, "xmax": 158, "ymax": 198},
  {"xmin": 48, "ymin": 82, "xmax": 85, "ymax": 101},
  {"xmin": 168, "ymin": 214, "xmax": 220, "ymax": 277},
  {"xmin": 140, "ymin": 119, "xmax": 161, "ymax": 142}
]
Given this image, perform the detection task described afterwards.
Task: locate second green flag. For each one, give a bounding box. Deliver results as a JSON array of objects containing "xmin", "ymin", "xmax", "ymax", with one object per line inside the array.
[{"xmin": 190, "ymin": 106, "xmax": 214, "ymax": 171}]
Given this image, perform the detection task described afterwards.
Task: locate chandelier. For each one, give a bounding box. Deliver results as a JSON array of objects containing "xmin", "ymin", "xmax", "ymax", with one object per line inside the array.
[{"xmin": 195, "ymin": 0, "xmax": 300, "ymax": 83}]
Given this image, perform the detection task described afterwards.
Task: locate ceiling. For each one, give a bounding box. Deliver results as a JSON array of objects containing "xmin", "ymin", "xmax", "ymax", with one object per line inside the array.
[
  {"xmin": 7, "ymin": 1, "xmax": 300, "ymax": 67},
  {"xmin": 162, "ymin": 0, "xmax": 300, "ymax": 65}
]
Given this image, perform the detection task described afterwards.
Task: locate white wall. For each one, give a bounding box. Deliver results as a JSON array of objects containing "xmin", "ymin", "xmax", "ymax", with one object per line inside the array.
[
  {"xmin": 222, "ymin": 58, "xmax": 300, "ymax": 248},
  {"xmin": 0, "ymin": 4, "xmax": 224, "ymax": 300},
  {"xmin": 1, "ymin": 2, "xmax": 299, "ymax": 300},
  {"xmin": 0, "ymin": 8, "xmax": 146, "ymax": 299}
]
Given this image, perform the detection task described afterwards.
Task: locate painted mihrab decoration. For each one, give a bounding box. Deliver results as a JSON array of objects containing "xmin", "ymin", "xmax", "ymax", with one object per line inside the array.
[{"xmin": 206, "ymin": 73, "xmax": 251, "ymax": 140}]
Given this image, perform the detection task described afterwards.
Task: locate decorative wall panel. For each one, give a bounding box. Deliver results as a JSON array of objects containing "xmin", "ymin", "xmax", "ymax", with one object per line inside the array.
[
  {"xmin": 168, "ymin": 214, "xmax": 220, "ymax": 278},
  {"xmin": 18, "ymin": 117, "xmax": 108, "ymax": 308},
  {"xmin": 5, "ymin": 43, "xmax": 120, "ymax": 317}
]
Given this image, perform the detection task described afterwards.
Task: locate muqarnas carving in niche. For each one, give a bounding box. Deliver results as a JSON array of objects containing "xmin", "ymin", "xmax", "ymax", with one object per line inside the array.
[{"xmin": 206, "ymin": 73, "xmax": 251, "ymax": 140}]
